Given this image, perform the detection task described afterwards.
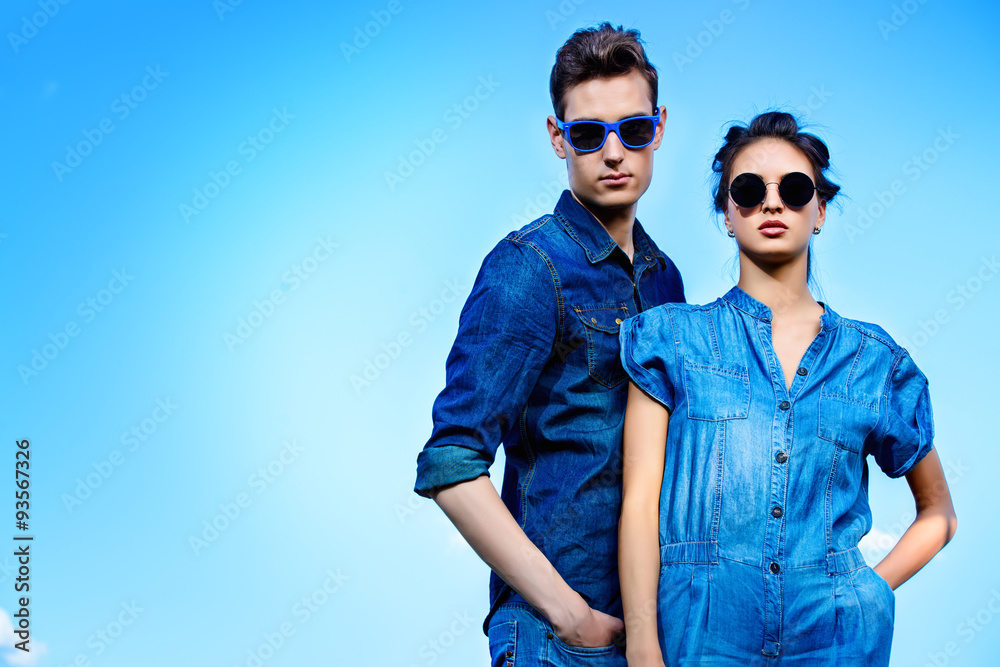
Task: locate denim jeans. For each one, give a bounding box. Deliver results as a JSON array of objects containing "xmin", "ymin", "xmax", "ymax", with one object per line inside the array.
[{"xmin": 488, "ymin": 603, "xmax": 627, "ymax": 667}]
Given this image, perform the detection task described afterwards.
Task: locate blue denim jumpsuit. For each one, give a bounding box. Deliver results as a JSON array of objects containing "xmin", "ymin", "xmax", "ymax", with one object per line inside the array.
[{"xmin": 619, "ymin": 287, "xmax": 934, "ymax": 665}]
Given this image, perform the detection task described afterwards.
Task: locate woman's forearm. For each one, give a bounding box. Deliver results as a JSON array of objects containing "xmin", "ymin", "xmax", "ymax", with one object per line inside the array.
[
  {"xmin": 619, "ymin": 495, "xmax": 665, "ymax": 664},
  {"xmin": 873, "ymin": 448, "xmax": 957, "ymax": 589},
  {"xmin": 874, "ymin": 505, "xmax": 957, "ymax": 589},
  {"xmin": 620, "ymin": 382, "xmax": 669, "ymax": 666}
]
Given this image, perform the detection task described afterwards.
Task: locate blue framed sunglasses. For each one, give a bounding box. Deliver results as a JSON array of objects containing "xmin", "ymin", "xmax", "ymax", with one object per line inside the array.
[{"xmin": 555, "ymin": 113, "xmax": 660, "ymax": 152}]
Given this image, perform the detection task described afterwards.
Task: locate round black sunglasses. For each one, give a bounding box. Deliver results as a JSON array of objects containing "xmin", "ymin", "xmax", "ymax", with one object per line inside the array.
[{"xmin": 727, "ymin": 172, "xmax": 817, "ymax": 208}]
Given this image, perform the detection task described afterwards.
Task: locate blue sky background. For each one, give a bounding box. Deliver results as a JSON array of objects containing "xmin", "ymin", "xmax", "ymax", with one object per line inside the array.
[{"xmin": 2, "ymin": 1, "xmax": 998, "ymax": 665}]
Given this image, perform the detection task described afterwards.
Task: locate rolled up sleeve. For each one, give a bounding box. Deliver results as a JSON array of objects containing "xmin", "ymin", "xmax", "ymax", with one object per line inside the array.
[
  {"xmin": 872, "ymin": 350, "xmax": 935, "ymax": 478},
  {"xmin": 414, "ymin": 237, "xmax": 557, "ymax": 497}
]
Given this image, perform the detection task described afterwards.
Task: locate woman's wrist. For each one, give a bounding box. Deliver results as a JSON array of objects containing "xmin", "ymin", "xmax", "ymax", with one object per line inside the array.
[{"xmin": 625, "ymin": 640, "xmax": 664, "ymax": 666}]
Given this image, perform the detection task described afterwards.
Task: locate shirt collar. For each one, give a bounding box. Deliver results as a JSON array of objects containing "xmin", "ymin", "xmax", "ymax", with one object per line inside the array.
[
  {"xmin": 553, "ymin": 189, "xmax": 664, "ymax": 266},
  {"xmin": 722, "ymin": 285, "xmax": 842, "ymax": 331}
]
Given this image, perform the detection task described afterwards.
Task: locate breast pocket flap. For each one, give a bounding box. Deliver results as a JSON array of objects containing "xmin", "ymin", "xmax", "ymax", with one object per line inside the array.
[
  {"xmin": 571, "ymin": 303, "xmax": 632, "ymax": 388},
  {"xmin": 818, "ymin": 391, "xmax": 879, "ymax": 453},
  {"xmin": 574, "ymin": 303, "xmax": 629, "ymax": 333},
  {"xmin": 683, "ymin": 355, "xmax": 750, "ymax": 421}
]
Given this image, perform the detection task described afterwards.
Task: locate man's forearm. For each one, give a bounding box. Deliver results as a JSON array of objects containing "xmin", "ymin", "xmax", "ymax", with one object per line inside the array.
[{"xmin": 431, "ymin": 475, "xmax": 586, "ymax": 627}]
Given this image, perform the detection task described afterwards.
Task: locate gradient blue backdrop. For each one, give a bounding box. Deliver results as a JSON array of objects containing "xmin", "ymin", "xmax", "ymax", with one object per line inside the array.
[{"xmin": 3, "ymin": 1, "xmax": 998, "ymax": 665}]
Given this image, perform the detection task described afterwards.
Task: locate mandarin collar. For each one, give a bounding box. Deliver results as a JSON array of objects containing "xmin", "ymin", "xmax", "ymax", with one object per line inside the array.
[{"xmin": 722, "ymin": 285, "xmax": 841, "ymax": 331}]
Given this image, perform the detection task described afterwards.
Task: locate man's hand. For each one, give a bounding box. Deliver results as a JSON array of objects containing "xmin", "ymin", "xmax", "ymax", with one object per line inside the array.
[{"xmin": 550, "ymin": 596, "xmax": 625, "ymax": 648}]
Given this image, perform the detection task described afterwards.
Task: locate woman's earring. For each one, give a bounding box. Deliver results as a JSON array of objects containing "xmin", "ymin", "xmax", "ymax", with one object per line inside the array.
[
  {"xmin": 727, "ymin": 230, "xmax": 735, "ymax": 238},
  {"xmin": 812, "ymin": 228, "xmax": 821, "ymax": 235}
]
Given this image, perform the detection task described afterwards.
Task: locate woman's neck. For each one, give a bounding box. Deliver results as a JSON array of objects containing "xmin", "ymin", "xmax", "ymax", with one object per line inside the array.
[{"xmin": 736, "ymin": 253, "xmax": 819, "ymax": 320}]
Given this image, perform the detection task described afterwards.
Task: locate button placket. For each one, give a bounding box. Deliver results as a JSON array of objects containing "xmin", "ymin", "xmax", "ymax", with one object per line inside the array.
[
  {"xmin": 759, "ymin": 317, "xmax": 814, "ymax": 653},
  {"xmin": 764, "ymin": 338, "xmax": 791, "ymax": 653}
]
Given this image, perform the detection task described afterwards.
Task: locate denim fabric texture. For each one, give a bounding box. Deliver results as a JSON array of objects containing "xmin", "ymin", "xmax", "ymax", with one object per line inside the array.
[
  {"xmin": 488, "ymin": 603, "xmax": 627, "ymax": 667},
  {"xmin": 619, "ymin": 286, "xmax": 934, "ymax": 665},
  {"xmin": 415, "ymin": 190, "xmax": 685, "ymax": 635}
]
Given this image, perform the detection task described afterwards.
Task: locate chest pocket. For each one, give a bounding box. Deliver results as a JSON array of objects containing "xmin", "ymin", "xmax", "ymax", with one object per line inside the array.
[
  {"xmin": 572, "ymin": 303, "xmax": 631, "ymax": 388},
  {"xmin": 817, "ymin": 389, "xmax": 879, "ymax": 453},
  {"xmin": 683, "ymin": 355, "xmax": 750, "ymax": 421}
]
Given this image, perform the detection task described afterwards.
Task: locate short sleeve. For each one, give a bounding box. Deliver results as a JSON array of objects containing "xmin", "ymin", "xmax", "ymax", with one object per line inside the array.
[
  {"xmin": 872, "ymin": 350, "xmax": 935, "ymax": 478},
  {"xmin": 414, "ymin": 238, "xmax": 558, "ymax": 497},
  {"xmin": 618, "ymin": 306, "xmax": 677, "ymax": 412}
]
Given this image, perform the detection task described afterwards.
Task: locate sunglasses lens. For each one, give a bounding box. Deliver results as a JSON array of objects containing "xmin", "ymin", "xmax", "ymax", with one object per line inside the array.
[
  {"xmin": 618, "ymin": 118, "xmax": 656, "ymax": 148},
  {"xmin": 778, "ymin": 172, "xmax": 816, "ymax": 207},
  {"xmin": 729, "ymin": 173, "xmax": 766, "ymax": 208},
  {"xmin": 568, "ymin": 122, "xmax": 606, "ymax": 151}
]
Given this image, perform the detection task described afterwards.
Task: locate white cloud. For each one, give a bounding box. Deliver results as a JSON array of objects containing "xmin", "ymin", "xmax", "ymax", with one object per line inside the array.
[
  {"xmin": 446, "ymin": 527, "xmax": 474, "ymax": 556},
  {"xmin": 0, "ymin": 609, "xmax": 47, "ymax": 667},
  {"xmin": 432, "ymin": 514, "xmax": 475, "ymax": 556},
  {"xmin": 859, "ymin": 528, "xmax": 899, "ymax": 564}
]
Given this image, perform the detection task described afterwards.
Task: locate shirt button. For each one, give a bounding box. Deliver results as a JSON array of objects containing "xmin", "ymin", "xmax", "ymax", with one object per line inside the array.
[
  {"xmin": 796, "ymin": 367, "xmax": 808, "ymax": 376},
  {"xmin": 769, "ymin": 562, "xmax": 781, "ymax": 574},
  {"xmin": 779, "ymin": 400, "xmax": 791, "ymax": 411},
  {"xmin": 615, "ymin": 318, "xmax": 622, "ymax": 325},
  {"xmin": 591, "ymin": 317, "xmax": 597, "ymax": 324},
  {"xmin": 776, "ymin": 452, "xmax": 788, "ymax": 464},
  {"xmin": 772, "ymin": 506, "xmax": 784, "ymax": 518},
  {"xmin": 546, "ymin": 633, "xmax": 553, "ymax": 640}
]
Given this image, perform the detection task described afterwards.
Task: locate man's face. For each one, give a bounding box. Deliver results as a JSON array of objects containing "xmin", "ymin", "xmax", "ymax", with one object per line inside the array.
[{"xmin": 547, "ymin": 70, "xmax": 665, "ymax": 217}]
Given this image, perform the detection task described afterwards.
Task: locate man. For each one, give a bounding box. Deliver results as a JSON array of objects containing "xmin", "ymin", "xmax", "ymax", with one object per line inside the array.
[{"xmin": 414, "ymin": 23, "xmax": 685, "ymax": 665}]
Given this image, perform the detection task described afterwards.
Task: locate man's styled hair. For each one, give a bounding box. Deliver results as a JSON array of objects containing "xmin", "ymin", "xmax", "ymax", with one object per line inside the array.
[{"xmin": 549, "ymin": 22, "xmax": 658, "ymax": 120}]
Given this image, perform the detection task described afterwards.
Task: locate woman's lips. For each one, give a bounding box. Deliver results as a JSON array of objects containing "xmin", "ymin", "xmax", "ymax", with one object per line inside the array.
[{"xmin": 759, "ymin": 220, "xmax": 787, "ymax": 237}]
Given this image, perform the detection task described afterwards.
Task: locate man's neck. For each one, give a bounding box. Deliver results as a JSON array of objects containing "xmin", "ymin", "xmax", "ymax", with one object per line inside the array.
[{"xmin": 571, "ymin": 192, "xmax": 636, "ymax": 260}]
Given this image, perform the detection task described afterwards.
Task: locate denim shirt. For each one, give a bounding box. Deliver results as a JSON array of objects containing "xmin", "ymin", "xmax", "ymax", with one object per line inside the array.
[
  {"xmin": 618, "ymin": 287, "xmax": 933, "ymax": 663},
  {"xmin": 415, "ymin": 190, "xmax": 685, "ymax": 629}
]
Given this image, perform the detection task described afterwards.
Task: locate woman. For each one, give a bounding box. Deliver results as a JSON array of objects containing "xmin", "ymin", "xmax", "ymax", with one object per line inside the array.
[{"xmin": 617, "ymin": 111, "xmax": 957, "ymax": 666}]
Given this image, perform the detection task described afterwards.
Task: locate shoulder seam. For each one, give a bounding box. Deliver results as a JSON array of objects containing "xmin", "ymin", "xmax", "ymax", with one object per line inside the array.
[
  {"xmin": 840, "ymin": 319, "xmax": 897, "ymax": 351},
  {"xmin": 505, "ymin": 234, "xmax": 565, "ymax": 344},
  {"xmin": 508, "ymin": 214, "xmax": 554, "ymax": 242}
]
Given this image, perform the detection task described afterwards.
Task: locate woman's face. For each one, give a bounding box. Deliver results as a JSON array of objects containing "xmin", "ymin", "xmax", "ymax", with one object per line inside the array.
[{"xmin": 724, "ymin": 138, "xmax": 826, "ymax": 268}]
